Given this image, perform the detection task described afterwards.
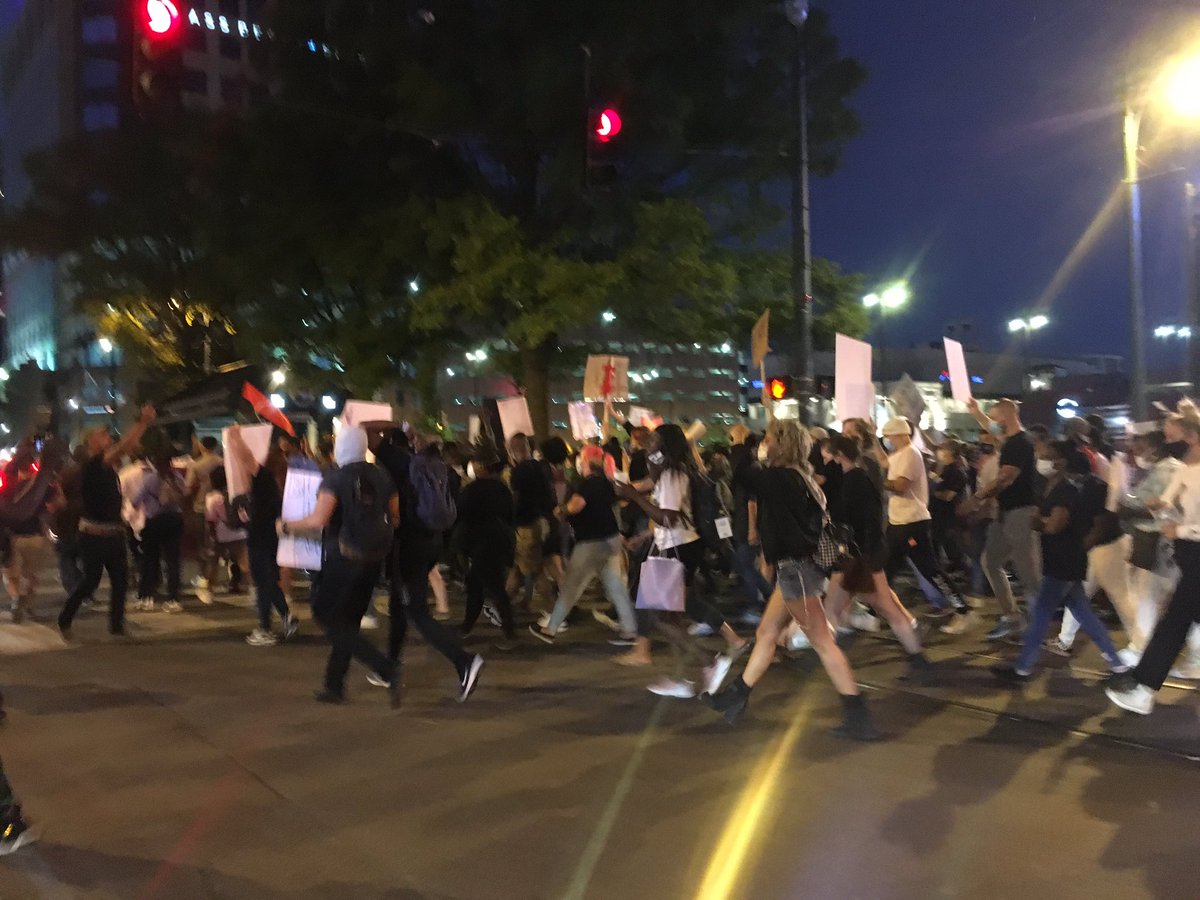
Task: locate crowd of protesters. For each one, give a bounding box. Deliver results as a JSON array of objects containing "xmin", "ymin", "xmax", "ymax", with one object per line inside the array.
[{"xmin": 1, "ymin": 391, "xmax": 1199, "ymax": 855}]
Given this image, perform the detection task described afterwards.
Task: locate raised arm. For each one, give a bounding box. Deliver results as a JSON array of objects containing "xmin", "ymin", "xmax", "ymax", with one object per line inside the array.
[{"xmin": 104, "ymin": 404, "xmax": 156, "ymax": 467}]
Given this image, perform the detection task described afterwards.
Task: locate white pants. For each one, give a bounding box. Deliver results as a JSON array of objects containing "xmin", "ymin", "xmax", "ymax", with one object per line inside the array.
[
  {"xmin": 1126, "ymin": 560, "xmax": 1200, "ymax": 661},
  {"xmin": 1059, "ymin": 537, "xmax": 1134, "ymax": 646}
]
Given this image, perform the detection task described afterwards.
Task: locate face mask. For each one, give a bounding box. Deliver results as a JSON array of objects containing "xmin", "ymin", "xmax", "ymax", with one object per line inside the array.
[
  {"xmin": 756, "ymin": 443, "xmax": 769, "ymax": 463},
  {"xmin": 988, "ymin": 421, "xmax": 1005, "ymax": 437},
  {"xmin": 1036, "ymin": 459, "xmax": 1056, "ymax": 477}
]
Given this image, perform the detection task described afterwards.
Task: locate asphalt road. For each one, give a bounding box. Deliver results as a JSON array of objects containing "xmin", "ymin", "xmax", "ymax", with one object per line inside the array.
[{"xmin": 0, "ymin": 580, "xmax": 1197, "ymax": 900}]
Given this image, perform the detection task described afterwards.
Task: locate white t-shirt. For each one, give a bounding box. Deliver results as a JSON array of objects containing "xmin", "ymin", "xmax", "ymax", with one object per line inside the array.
[
  {"xmin": 1161, "ymin": 461, "xmax": 1200, "ymax": 541},
  {"xmin": 185, "ymin": 453, "xmax": 224, "ymax": 513},
  {"xmin": 653, "ymin": 469, "xmax": 700, "ymax": 550},
  {"xmin": 886, "ymin": 445, "xmax": 931, "ymax": 525}
]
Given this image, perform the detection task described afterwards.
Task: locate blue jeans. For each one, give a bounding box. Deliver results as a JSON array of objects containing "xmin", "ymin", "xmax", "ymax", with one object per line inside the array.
[
  {"xmin": 732, "ymin": 541, "xmax": 772, "ymax": 608},
  {"xmin": 1015, "ymin": 576, "xmax": 1120, "ymax": 674}
]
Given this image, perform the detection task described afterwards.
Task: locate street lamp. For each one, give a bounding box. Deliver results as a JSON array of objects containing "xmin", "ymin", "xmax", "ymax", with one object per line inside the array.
[
  {"xmin": 863, "ymin": 281, "xmax": 910, "ymax": 380},
  {"xmin": 270, "ymin": 369, "xmax": 286, "ymax": 387},
  {"xmin": 1008, "ymin": 314, "xmax": 1049, "ymax": 391},
  {"xmin": 464, "ymin": 348, "xmax": 488, "ymax": 405},
  {"xmin": 785, "ymin": 0, "xmax": 814, "ymax": 409},
  {"xmin": 1124, "ymin": 51, "xmax": 1200, "ymax": 418},
  {"xmin": 98, "ymin": 336, "xmax": 116, "ymax": 427}
]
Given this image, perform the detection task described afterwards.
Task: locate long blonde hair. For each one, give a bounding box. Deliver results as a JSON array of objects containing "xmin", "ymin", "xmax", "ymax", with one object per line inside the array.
[{"xmin": 767, "ymin": 419, "xmax": 813, "ymax": 473}]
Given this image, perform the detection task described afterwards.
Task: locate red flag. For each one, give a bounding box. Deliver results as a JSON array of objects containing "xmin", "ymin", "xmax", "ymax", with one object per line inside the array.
[{"xmin": 241, "ymin": 382, "xmax": 295, "ymax": 436}]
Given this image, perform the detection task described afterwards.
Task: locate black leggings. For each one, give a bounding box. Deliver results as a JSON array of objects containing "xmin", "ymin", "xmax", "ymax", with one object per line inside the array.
[
  {"xmin": 312, "ymin": 555, "xmax": 392, "ymax": 694},
  {"xmin": 139, "ymin": 511, "xmax": 183, "ymax": 601},
  {"xmin": 388, "ymin": 533, "xmax": 470, "ymax": 670},
  {"xmin": 885, "ymin": 521, "xmax": 965, "ymax": 611},
  {"xmin": 462, "ymin": 554, "xmax": 515, "ymax": 639}
]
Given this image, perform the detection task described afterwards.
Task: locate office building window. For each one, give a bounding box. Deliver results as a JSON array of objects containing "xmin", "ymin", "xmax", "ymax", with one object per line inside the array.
[
  {"xmin": 83, "ymin": 102, "xmax": 119, "ymax": 131},
  {"xmin": 181, "ymin": 68, "xmax": 208, "ymax": 94},
  {"xmin": 81, "ymin": 16, "xmax": 117, "ymax": 44},
  {"xmin": 220, "ymin": 77, "xmax": 246, "ymax": 105},
  {"xmin": 81, "ymin": 58, "xmax": 118, "ymax": 90}
]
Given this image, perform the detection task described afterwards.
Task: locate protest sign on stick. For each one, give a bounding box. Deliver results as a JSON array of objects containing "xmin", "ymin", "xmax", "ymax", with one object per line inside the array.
[
  {"xmin": 943, "ymin": 337, "xmax": 972, "ymax": 403},
  {"xmin": 222, "ymin": 424, "xmax": 272, "ymax": 500},
  {"xmin": 277, "ymin": 468, "xmax": 324, "ymax": 571},
  {"xmin": 583, "ymin": 355, "xmax": 629, "ymax": 402},
  {"xmin": 340, "ymin": 400, "xmax": 394, "ymax": 428},
  {"xmin": 568, "ymin": 401, "xmax": 599, "ymax": 441},
  {"xmin": 497, "ymin": 396, "xmax": 535, "ymax": 441},
  {"xmin": 834, "ymin": 333, "xmax": 874, "ymax": 422}
]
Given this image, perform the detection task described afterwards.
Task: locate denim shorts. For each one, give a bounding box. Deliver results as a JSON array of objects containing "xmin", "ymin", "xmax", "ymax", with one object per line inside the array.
[{"xmin": 776, "ymin": 557, "xmax": 828, "ymax": 602}]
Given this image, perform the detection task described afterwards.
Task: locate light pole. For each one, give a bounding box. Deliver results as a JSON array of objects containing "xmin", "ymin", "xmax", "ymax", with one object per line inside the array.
[
  {"xmin": 1008, "ymin": 315, "xmax": 1049, "ymax": 392},
  {"xmin": 785, "ymin": 0, "xmax": 813, "ymax": 408},
  {"xmin": 862, "ymin": 281, "xmax": 910, "ymax": 383},
  {"xmin": 1124, "ymin": 52, "xmax": 1200, "ymax": 418},
  {"xmin": 465, "ymin": 348, "xmax": 488, "ymax": 407}
]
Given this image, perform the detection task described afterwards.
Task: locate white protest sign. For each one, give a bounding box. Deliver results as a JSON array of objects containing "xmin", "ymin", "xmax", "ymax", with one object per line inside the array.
[
  {"xmin": 567, "ymin": 401, "xmax": 599, "ymax": 441},
  {"xmin": 751, "ymin": 310, "xmax": 771, "ymax": 367},
  {"xmin": 889, "ymin": 374, "xmax": 927, "ymax": 425},
  {"xmin": 340, "ymin": 400, "xmax": 393, "ymax": 428},
  {"xmin": 277, "ymin": 468, "xmax": 324, "ymax": 571},
  {"xmin": 583, "ymin": 355, "xmax": 630, "ymax": 402},
  {"xmin": 834, "ymin": 333, "xmax": 874, "ymax": 421},
  {"xmin": 628, "ymin": 406, "xmax": 655, "ymax": 429},
  {"xmin": 497, "ymin": 395, "xmax": 535, "ymax": 441},
  {"xmin": 222, "ymin": 424, "xmax": 273, "ymax": 500},
  {"xmin": 943, "ymin": 337, "xmax": 972, "ymax": 403}
]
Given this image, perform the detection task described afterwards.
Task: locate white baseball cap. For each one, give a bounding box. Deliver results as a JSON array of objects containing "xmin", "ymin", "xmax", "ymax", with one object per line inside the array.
[{"xmin": 881, "ymin": 417, "xmax": 912, "ymax": 437}]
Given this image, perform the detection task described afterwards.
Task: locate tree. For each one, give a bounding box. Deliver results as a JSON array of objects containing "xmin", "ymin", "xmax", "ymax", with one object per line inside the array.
[
  {"xmin": 261, "ymin": 0, "xmax": 867, "ymax": 433},
  {"xmin": 0, "ymin": 120, "xmax": 244, "ymax": 395}
]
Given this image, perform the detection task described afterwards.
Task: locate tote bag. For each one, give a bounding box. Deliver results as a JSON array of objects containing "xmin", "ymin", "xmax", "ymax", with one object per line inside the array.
[{"xmin": 635, "ymin": 546, "xmax": 686, "ymax": 611}]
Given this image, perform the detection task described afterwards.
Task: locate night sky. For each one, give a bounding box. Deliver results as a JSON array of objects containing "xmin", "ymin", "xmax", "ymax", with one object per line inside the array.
[
  {"xmin": 4, "ymin": 1, "xmax": 1200, "ymax": 369},
  {"xmin": 815, "ymin": 0, "xmax": 1200, "ymax": 366}
]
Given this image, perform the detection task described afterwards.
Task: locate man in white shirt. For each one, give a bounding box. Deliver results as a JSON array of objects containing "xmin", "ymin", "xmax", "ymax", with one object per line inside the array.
[{"xmin": 881, "ymin": 418, "xmax": 975, "ymax": 635}]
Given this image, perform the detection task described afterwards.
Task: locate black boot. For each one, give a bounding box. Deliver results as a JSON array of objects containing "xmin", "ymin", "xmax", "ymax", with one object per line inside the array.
[
  {"xmin": 702, "ymin": 677, "xmax": 750, "ymax": 725},
  {"xmin": 831, "ymin": 694, "xmax": 879, "ymax": 741},
  {"xmin": 897, "ymin": 652, "xmax": 935, "ymax": 685}
]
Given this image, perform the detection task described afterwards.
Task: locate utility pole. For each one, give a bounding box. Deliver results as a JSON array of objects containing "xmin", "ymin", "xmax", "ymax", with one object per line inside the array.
[{"xmin": 785, "ymin": 0, "xmax": 814, "ymax": 414}]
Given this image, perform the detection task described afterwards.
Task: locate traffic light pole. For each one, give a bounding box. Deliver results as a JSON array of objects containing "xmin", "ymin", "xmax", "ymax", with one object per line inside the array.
[{"xmin": 789, "ymin": 5, "xmax": 815, "ymax": 415}]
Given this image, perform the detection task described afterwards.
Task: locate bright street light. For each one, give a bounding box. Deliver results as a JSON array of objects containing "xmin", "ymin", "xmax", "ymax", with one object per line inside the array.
[
  {"xmin": 269, "ymin": 393, "xmax": 286, "ymax": 409},
  {"xmin": 321, "ymin": 394, "xmax": 337, "ymax": 411},
  {"xmin": 1164, "ymin": 54, "xmax": 1200, "ymax": 119},
  {"xmin": 465, "ymin": 349, "xmax": 488, "ymax": 363},
  {"xmin": 98, "ymin": 337, "xmax": 113, "ymax": 354},
  {"xmin": 1010, "ymin": 315, "xmax": 1049, "ymax": 334},
  {"xmin": 601, "ymin": 310, "xmax": 616, "ymax": 324},
  {"xmin": 1028, "ymin": 314, "xmax": 1049, "ymax": 330},
  {"xmin": 270, "ymin": 369, "xmax": 286, "ymax": 386},
  {"xmin": 880, "ymin": 283, "xmax": 910, "ymax": 309},
  {"xmin": 0, "ymin": 368, "xmax": 9, "ymax": 382},
  {"xmin": 408, "ymin": 279, "xmax": 420, "ymax": 293},
  {"xmin": 1154, "ymin": 323, "xmax": 1192, "ymax": 339},
  {"xmin": 862, "ymin": 292, "xmax": 880, "ymax": 308}
]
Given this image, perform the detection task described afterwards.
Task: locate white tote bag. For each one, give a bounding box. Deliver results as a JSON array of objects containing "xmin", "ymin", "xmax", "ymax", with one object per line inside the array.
[{"xmin": 635, "ymin": 547, "xmax": 686, "ymax": 612}]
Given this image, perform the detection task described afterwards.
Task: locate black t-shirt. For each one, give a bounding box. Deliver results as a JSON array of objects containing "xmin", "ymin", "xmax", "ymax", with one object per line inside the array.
[
  {"xmin": 319, "ymin": 462, "xmax": 398, "ymax": 556},
  {"xmin": 744, "ymin": 466, "xmax": 822, "ymax": 565},
  {"xmin": 568, "ymin": 475, "xmax": 619, "ymax": 542},
  {"xmin": 1039, "ymin": 478, "xmax": 1086, "ymax": 581},
  {"xmin": 247, "ymin": 469, "xmax": 282, "ymax": 549},
  {"xmin": 628, "ymin": 449, "xmax": 650, "ymax": 484},
  {"xmin": 832, "ymin": 466, "xmax": 884, "ymax": 557},
  {"xmin": 457, "ymin": 476, "xmax": 515, "ymax": 560},
  {"xmin": 998, "ymin": 430, "xmax": 1036, "ymax": 510},
  {"xmin": 821, "ymin": 459, "xmax": 843, "ymax": 512},
  {"xmin": 510, "ymin": 459, "xmax": 553, "ymax": 527},
  {"xmin": 729, "ymin": 444, "xmax": 756, "ymax": 544},
  {"xmin": 930, "ymin": 464, "xmax": 967, "ymax": 523},
  {"xmin": 81, "ymin": 453, "xmax": 122, "ymax": 524}
]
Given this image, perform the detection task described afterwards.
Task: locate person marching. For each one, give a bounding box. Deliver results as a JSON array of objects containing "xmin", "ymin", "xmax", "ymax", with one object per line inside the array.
[{"xmin": 701, "ymin": 419, "xmax": 878, "ymax": 739}]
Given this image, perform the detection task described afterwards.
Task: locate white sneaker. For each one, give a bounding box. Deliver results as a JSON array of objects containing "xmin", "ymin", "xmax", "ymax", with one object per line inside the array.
[
  {"xmin": 1169, "ymin": 660, "xmax": 1200, "ymax": 680},
  {"xmin": 848, "ymin": 606, "xmax": 881, "ymax": 633},
  {"xmin": 785, "ymin": 623, "xmax": 812, "ymax": 651},
  {"xmin": 245, "ymin": 628, "xmax": 277, "ymax": 647},
  {"xmin": 688, "ymin": 622, "xmax": 716, "ymax": 637},
  {"xmin": 538, "ymin": 611, "xmax": 568, "ymax": 632},
  {"xmin": 1106, "ymin": 682, "xmax": 1155, "ymax": 715},
  {"xmin": 647, "ymin": 677, "xmax": 696, "ymax": 699},
  {"xmin": 1042, "ymin": 636, "xmax": 1073, "ymax": 657},
  {"xmin": 366, "ymin": 671, "xmax": 391, "ymax": 688},
  {"xmin": 132, "ymin": 597, "xmax": 155, "ymax": 612},
  {"xmin": 939, "ymin": 610, "xmax": 978, "ymax": 636},
  {"xmin": 196, "ymin": 586, "xmax": 213, "ymax": 605},
  {"xmin": 1117, "ymin": 647, "xmax": 1142, "ymax": 669},
  {"xmin": 360, "ymin": 614, "xmax": 379, "ymax": 631},
  {"xmin": 283, "ymin": 615, "xmax": 299, "ymax": 641},
  {"xmin": 702, "ymin": 654, "xmax": 734, "ymax": 696},
  {"xmin": 161, "ymin": 600, "xmax": 183, "ymax": 614}
]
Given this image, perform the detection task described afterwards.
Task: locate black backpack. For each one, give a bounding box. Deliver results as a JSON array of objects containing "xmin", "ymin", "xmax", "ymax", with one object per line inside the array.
[
  {"xmin": 688, "ymin": 470, "xmax": 729, "ymax": 533},
  {"xmin": 337, "ymin": 462, "xmax": 394, "ymax": 562}
]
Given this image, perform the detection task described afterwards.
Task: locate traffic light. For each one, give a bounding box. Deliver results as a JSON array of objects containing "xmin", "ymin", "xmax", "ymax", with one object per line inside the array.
[
  {"xmin": 586, "ymin": 105, "xmax": 622, "ymax": 188},
  {"xmin": 132, "ymin": 0, "xmax": 183, "ymax": 110},
  {"xmin": 768, "ymin": 376, "xmax": 793, "ymax": 401}
]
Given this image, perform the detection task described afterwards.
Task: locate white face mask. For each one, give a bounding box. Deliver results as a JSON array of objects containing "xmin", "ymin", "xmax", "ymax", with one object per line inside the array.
[
  {"xmin": 756, "ymin": 443, "xmax": 769, "ymax": 463},
  {"xmin": 1036, "ymin": 458, "xmax": 1056, "ymax": 477}
]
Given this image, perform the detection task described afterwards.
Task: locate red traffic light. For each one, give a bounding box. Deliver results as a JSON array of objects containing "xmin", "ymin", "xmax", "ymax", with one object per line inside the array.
[
  {"xmin": 144, "ymin": 0, "xmax": 180, "ymax": 37},
  {"xmin": 769, "ymin": 378, "xmax": 788, "ymax": 400},
  {"xmin": 595, "ymin": 108, "xmax": 622, "ymax": 143}
]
